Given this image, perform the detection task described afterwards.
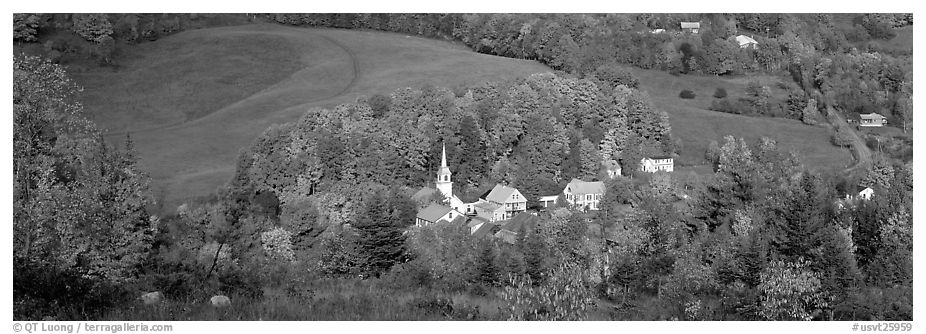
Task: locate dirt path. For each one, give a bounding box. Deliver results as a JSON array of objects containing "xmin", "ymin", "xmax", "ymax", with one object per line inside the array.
[{"xmin": 829, "ymin": 110, "xmax": 872, "ymax": 173}]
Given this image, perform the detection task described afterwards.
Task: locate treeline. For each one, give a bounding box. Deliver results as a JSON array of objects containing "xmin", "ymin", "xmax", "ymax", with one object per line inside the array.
[{"xmin": 13, "ymin": 13, "xmax": 253, "ymax": 64}]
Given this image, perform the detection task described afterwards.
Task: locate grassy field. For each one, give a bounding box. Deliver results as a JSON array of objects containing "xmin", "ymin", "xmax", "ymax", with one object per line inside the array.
[
  {"xmin": 629, "ymin": 68, "xmax": 853, "ymax": 171},
  {"xmin": 71, "ymin": 24, "xmax": 550, "ymax": 213}
]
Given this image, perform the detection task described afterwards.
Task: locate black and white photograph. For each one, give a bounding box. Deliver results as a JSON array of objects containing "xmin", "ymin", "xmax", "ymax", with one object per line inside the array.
[{"xmin": 9, "ymin": 3, "xmax": 918, "ymax": 331}]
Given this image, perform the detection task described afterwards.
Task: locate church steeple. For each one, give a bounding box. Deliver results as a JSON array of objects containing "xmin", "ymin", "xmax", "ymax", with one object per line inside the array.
[{"xmin": 436, "ymin": 142, "xmax": 453, "ymax": 200}]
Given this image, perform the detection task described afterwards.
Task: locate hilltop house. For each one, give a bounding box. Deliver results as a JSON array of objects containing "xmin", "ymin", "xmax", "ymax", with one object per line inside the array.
[
  {"xmin": 481, "ymin": 184, "xmax": 527, "ymax": 220},
  {"xmin": 859, "ymin": 113, "xmax": 887, "ymax": 127},
  {"xmin": 415, "ymin": 203, "xmax": 464, "ymax": 227},
  {"xmin": 640, "ymin": 156, "xmax": 674, "ymax": 173},
  {"xmin": 680, "ymin": 22, "xmax": 700, "ymax": 33},
  {"xmin": 563, "ymin": 178, "xmax": 606, "ymax": 211},
  {"xmin": 735, "ymin": 35, "xmax": 758, "ymax": 49}
]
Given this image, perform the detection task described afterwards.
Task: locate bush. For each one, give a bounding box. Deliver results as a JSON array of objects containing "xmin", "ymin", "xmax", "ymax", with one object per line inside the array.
[
  {"xmin": 832, "ymin": 125, "xmax": 855, "ymax": 147},
  {"xmin": 14, "ymin": 258, "xmax": 132, "ymax": 320},
  {"xmin": 713, "ymin": 87, "xmax": 727, "ymax": 99},
  {"xmin": 679, "ymin": 90, "xmax": 696, "ymax": 99}
]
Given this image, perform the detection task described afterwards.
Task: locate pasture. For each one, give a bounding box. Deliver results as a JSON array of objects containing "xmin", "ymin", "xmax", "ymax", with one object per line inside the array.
[
  {"xmin": 630, "ymin": 68, "xmax": 852, "ymax": 171},
  {"xmin": 72, "ymin": 24, "xmax": 550, "ymax": 213}
]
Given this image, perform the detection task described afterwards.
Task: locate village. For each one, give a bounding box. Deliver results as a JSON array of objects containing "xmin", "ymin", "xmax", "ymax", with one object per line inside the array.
[{"xmin": 411, "ymin": 143, "xmax": 675, "ymax": 241}]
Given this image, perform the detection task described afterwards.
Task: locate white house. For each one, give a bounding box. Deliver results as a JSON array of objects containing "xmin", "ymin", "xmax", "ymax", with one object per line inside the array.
[
  {"xmin": 481, "ymin": 184, "xmax": 527, "ymax": 219},
  {"xmin": 859, "ymin": 113, "xmax": 887, "ymax": 127},
  {"xmin": 858, "ymin": 187, "xmax": 874, "ymax": 200},
  {"xmin": 563, "ymin": 178, "xmax": 606, "ymax": 211},
  {"xmin": 735, "ymin": 35, "xmax": 758, "ymax": 49},
  {"xmin": 640, "ymin": 156, "xmax": 674, "ymax": 173},
  {"xmin": 680, "ymin": 22, "xmax": 700, "ymax": 33},
  {"xmin": 474, "ymin": 201, "xmax": 507, "ymax": 223},
  {"xmin": 651, "ymin": 28, "xmax": 666, "ymax": 34},
  {"xmin": 415, "ymin": 203, "xmax": 464, "ymax": 227}
]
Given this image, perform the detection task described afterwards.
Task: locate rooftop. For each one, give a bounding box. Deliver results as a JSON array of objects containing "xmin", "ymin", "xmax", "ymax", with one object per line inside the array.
[
  {"xmin": 484, "ymin": 184, "xmax": 521, "ymax": 203},
  {"xmin": 416, "ymin": 203, "xmax": 453, "ymax": 223},
  {"xmin": 565, "ymin": 178, "xmax": 606, "ymax": 195}
]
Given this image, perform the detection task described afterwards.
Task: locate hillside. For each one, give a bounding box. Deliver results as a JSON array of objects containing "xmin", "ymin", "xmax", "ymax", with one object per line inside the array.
[
  {"xmin": 629, "ymin": 68, "xmax": 853, "ymax": 171},
  {"xmin": 71, "ymin": 24, "xmax": 550, "ymax": 212}
]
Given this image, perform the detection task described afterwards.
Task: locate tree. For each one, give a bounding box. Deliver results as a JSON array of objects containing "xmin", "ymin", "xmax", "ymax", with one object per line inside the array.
[
  {"xmin": 578, "ymin": 138, "xmax": 600, "ymax": 180},
  {"xmin": 859, "ymin": 159, "xmax": 894, "ymax": 190},
  {"xmin": 831, "ymin": 124, "xmax": 854, "ymax": 148},
  {"xmin": 72, "ymin": 14, "xmax": 114, "ymax": 43},
  {"xmin": 475, "ymin": 239, "xmax": 499, "ymax": 286},
  {"xmin": 14, "ymin": 14, "xmax": 42, "ymax": 43},
  {"xmin": 802, "ymin": 98, "xmax": 820, "ymax": 125},
  {"xmin": 14, "ymin": 55, "xmax": 155, "ymax": 282},
  {"xmin": 353, "ymin": 188, "xmax": 414, "ymax": 277},
  {"xmin": 758, "ymin": 260, "xmax": 828, "ymax": 321}
]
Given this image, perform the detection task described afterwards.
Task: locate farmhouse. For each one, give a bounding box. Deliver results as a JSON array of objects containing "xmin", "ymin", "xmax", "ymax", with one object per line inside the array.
[
  {"xmin": 563, "ymin": 178, "xmax": 606, "ymax": 211},
  {"xmin": 859, "ymin": 113, "xmax": 887, "ymax": 127},
  {"xmin": 481, "ymin": 184, "xmax": 527, "ymax": 219},
  {"xmin": 640, "ymin": 156, "xmax": 674, "ymax": 173},
  {"xmin": 680, "ymin": 22, "xmax": 700, "ymax": 33},
  {"xmin": 415, "ymin": 203, "xmax": 464, "ymax": 227},
  {"xmin": 735, "ymin": 35, "xmax": 758, "ymax": 49}
]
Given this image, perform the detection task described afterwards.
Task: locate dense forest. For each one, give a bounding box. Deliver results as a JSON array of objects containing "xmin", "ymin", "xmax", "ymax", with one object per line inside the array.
[{"xmin": 13, "ymin": 13, "xmax": 913, "ymax": 321}]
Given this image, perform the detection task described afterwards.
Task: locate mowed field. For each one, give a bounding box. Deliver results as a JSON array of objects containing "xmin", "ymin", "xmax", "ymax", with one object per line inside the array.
[
  {"xmin": 72, "ymin": 24, "xmax": 550, "ymax": 213},
  {"xmin": 629, "ymin": 68, "xmax": 852, "ymax": 171}
]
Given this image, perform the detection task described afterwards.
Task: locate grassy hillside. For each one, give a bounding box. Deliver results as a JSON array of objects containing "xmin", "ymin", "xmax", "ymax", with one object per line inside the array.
[
  {"xmin": 71, "ymin": 24, "xmax": 550, "ymax": 213},
  {"xmin": 630, "ymin": 68, "xmax": 853, "ymax": 171}
]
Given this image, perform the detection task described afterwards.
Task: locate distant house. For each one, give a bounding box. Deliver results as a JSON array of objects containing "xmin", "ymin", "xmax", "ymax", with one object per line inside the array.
[
  {"xmin": 539, "ymin": 195, "xmax": 559, "ymax": 208},
  {"xmin": 482, "ymin": 184, "xmax": 527, "ymax": 219},
  {"xmin": 474, "ymin": 201, "xmax": 507, "ymax": 223},
  {"xmin": 603, "ymin": 159, "xmax": 622, "ymax": 179},
  {"xmin": 680, "ymin": 22, "xmax": 700, "ymax": 33},
  {"xmin": 495, "ymin": 212, "xmax": 540, "ymax": 244},
  {"xmin": 640, "ymin": 156, "xmax": 674, "ymax": 173},
  {"xmin": 563, "ymin": 178, "xmax": 606, "ymax": 211},
  {"xmin": 415, "ymin": 203, "xmax": 464, "ymax": 227},
  {"xmin": 735, "ymin": 35, "xmax": 758, "ymax": 49},
  {"xmin": 859, "ymin": 113, "xmax": 887, "ymax": 127},
  {"xmin": 651, "ymin": 28, "xmax": 666, "ymax": 34},
  {"xmin": 858, "ymin": 187, "xmax": 874, "ymax": 200}
]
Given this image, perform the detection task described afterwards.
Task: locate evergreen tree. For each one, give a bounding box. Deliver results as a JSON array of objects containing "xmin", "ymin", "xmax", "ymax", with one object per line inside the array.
[
  {"xmin": 475, "ymin": 239, "xmax": 499, "ymax": 286},
  {"xmin": 354, "ymin": 189, "xmax": 409, "ymax": 277}
]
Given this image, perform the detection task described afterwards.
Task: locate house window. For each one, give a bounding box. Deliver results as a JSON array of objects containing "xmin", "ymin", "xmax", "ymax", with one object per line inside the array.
[{"xmin": 586, "ymin": 194, "xmax": 592, "ymax": 201}]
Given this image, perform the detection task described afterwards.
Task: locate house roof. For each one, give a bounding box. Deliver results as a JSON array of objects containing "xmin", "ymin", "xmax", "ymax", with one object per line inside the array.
[
  {"xmin": 474, "ymin": 201, "xmax": 503, "ymax": 212},
  {"xmin": 495, "ymin": 229, "xmax": 519, "ymax": 244},
  {"xmin": 484, "ymin": 184, "xmax": 521, "ymax": 203},
  {"xmin": 645, "ymin": 155, "xmax": 674, "ymax": 160},
  {"xmin": 735, "ymin": 35, "xmax": 758, "ymax": 45},
  {"xmin": 472, "ymin": 222, "xmax": 500, "ymax": 239},
  {"xmin": 416, "ymin": 203, "xmax": 452, "ymax": 223},
  {"xmin": 539, "ymin": 195, "xmax": 560, "ymax": 201},
  {"xmin": 566, "ymin": 178, "xmax": 606, "ymax": 195},
  {"xmin": 680, "ymin": 22, "xmax": 700, "ymax": 29},
  {"xmin": 501, "ymin": 212, "xmax": 540, "ymax": 233},
  {"xmin": 860, "ymin": 113, "xmax": 884, "ymax": 119}
]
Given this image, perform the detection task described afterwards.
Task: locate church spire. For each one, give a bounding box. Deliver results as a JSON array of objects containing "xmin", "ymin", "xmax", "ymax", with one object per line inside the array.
[{"xmin": 436, "ymin": 141, "xmax": 453, "ymax": 200}]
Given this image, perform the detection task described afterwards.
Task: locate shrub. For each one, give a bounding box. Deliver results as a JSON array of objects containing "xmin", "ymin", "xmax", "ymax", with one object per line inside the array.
[
  {"xmin": 679, "ymin": 90, "xmax": 696, "ymax": 99},
  {"xmin": 72, "ymin": 14, "xmax": 114, "ymax": 43},
  {"xmin": 713, "ymin": 87, "xmax": 727, "ymax": 99},
  {"xmin": 831, "ymin": 125, "xmax": 855, "ymax": 147}
]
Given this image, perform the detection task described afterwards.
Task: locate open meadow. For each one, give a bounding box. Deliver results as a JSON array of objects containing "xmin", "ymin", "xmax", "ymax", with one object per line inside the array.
[
  {"xmin": 629, "ymin": 67, "xmax": 852, "ymax": 171},
  {"xmin": 71, "ymin": 24, "xmax": 550, "ymax": 212}
]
